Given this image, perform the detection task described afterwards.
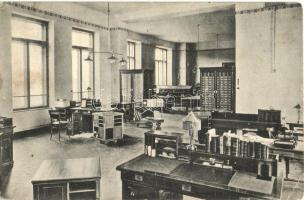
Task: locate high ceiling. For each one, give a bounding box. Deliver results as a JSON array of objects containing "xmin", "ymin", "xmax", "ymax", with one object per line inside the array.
[
  {"xmin": 76, "ymin": 2, "xmax": 235, "ymax": 23},
  {"xmin": 75, "ymin": 2, "xmax": 236, "ymax": 43}
]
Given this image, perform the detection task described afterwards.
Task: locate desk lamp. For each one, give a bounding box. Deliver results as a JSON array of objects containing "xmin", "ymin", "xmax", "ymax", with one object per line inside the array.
[
  {"xmin": 182, "ymin": 112, "xmax": 200, "ymax": 151},
  {"xmin": 87, "ymin": 87, "xmax": 92, "ymax": 99},
  {"xmin": 294, "ymin": 104, "xmax": 301, "ymax": 124}
]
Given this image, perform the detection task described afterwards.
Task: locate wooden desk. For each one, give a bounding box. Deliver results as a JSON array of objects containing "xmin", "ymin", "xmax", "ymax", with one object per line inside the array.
[
  {"xmin": 116, "ymin": 154, "xmax": 282, "ymax": 200},
  {"xmin": 32, "ymin": 157, "xmax": 101, "ymax": 200},
  {"xmin": 70, "ymin": 107, "xmax": 112, "ymax": 133}
]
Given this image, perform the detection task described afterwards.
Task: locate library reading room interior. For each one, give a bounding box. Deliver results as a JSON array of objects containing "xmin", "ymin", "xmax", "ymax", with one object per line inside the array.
[{"xmin": 0, "ymin": 1, "xmax": 303, "ymax": 200}]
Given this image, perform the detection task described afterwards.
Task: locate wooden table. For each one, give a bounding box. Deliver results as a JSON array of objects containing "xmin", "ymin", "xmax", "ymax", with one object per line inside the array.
[
  {"xmin": 116, "ymin": 154, "xmax": 283, "ymax": 200},
  {"xmin": 32, "ymin": 157, "xmax": 101, "ymax": 200}
]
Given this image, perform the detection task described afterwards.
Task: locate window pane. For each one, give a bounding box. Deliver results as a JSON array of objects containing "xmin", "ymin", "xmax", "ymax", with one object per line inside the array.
[
  {"xmin": 12, "ymin": 17, "xmax": 46, "ymax": 41},
  {"xmin": 155, "ymin": 62, "xmax": 158, "ymax": 85},
  {"xmin": 72, "ymin": 49, "xmax": 81, "ymax": 102},
  {"xmin": 160, "ymin": 62, "xmax": 164, "ymax": 85},
  {"xmin": 163, "ymin": 50, "xmax": 167, "ymax": 61},
  {"xmin": 12, "ymin": 41, "xmax": 28, "ymax": 109},
  {"xmin": 29, "ymin": 43, "xmax": 47, "ymax": 107},
  {"xmin": 155, "ymin": 48, "xmax": 161, "ymax": 60},
  {"xmin": 163, "ymin": 63, "xmax": 167, "ymax": 85},
  {"xmin": 129, "ymin": 43, "xmax": 135, "ymax": 57},
  {"xmin": 82, "ymin": 50, "xmax": 94, "ymax": 99},
  {"xmin": 72, "ymin": 29, "xmax": 93, "ymax": 48},
  {"xmin": 121, "ymin": 73, "xmax": 132, "ymax": 103},
  {"xmin": 129, "ymin": 58, "xmax": 135, "ymax": 70}
]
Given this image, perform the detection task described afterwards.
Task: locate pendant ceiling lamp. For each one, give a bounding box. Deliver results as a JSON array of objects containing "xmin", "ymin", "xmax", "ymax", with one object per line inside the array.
[{"xmin": 85, "ymin": 2, "xmax": 127, "ymax": 66}]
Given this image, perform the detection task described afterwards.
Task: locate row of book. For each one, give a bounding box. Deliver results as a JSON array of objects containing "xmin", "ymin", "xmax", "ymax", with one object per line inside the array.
[{"xmin": 206, "ymin": 130, "xmax": 270, "ymax": 160}]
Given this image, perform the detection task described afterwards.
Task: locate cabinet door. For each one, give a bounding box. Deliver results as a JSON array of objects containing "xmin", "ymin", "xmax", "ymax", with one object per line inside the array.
[
  {"xmin": 215, "ymin": 69, "xmax": 235, "ymax": 112},
  {"xmin": 36, "ymin": 183, "xmax": 67, "ymax": 200},
  {"xmin": 1, "ymin": 136, "xmax": 12, "ymax": 164}
]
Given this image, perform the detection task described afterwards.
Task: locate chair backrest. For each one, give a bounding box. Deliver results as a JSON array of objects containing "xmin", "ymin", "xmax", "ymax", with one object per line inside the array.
[{"xmin": 48, "ymin": 109, "xmax": 67, "ymax": 123}]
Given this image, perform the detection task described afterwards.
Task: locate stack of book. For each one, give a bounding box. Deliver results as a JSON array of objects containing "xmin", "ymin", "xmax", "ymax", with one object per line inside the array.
[{"xmin": 206, "ymin": 131, "xmax": 269, "ymax": 160}]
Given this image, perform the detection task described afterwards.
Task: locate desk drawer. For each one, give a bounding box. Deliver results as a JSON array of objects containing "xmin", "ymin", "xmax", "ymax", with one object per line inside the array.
[
  {"xmin": 156, "ymin": 177, "xmax": 181, "ymax": 192},
  {"xmin": 121, "ymin": 171, "xmax": 155, "ymax": 187}
]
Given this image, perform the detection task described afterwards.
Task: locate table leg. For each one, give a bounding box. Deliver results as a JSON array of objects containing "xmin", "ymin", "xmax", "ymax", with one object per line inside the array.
[
  {"xmin": 156, "ymin": 122, "xmax": 162, "ymax": 130},
  {"xmin": 285, "ymin": 158, "xmax": 290, "ymax": 179}
]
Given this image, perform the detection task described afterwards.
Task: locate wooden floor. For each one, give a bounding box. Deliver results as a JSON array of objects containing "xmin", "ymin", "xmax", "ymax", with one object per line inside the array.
[{"xmin": 0, "ymin": 113, "xmax": 303, "ymax": 200}]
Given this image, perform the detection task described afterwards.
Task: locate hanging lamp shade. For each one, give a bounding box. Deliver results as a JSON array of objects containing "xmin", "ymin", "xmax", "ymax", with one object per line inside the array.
[
  {"xmin": 85, "ymin": 54, "xmax": 93, "ymax": 61},
  {"xmin": 119, "ymin": 57, "xmax": 127, "ymax": 66},
  {"xmin": 108, "ymin": 54, "xmax": 116, "ymax": 64}
]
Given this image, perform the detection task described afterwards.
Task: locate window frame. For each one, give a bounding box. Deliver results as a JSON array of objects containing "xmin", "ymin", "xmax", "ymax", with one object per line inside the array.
[
  {"xmin": 155, "ymin": 47, "xmax": 168, "ymax": 86},
  {"xmin": 72, "ymin": 27, "xmax": 95, "ymax": 102},
  {"xmin": 11, "ymin": 14, "xmax": 49, "ymax": 111},
  {"xmin": 127, "ymin": 41, "xmax": 136, "ymax": 70}
]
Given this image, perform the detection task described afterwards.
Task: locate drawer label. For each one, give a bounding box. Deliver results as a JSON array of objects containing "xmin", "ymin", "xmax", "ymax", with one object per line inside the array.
[
  {"xmin": 182, "ymin": 184, "xmax": 191, "ymax": 192},
  {"xmin": 134, "ymin": 174, "xmax": 143, "ymax": 182}
]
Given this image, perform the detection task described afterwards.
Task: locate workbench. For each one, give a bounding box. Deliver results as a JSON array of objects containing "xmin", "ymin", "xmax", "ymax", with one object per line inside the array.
[{"xmin": 116, "ymin": 154, "xmax": 283, "ymax": 200}]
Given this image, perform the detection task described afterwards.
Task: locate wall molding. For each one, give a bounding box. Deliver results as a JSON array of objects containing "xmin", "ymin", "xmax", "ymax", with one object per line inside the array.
[
  {"xmin": 236, "ymin": 3, "xmax": 301, "ymax": 15},
  {"xmin": 6, "ymin": 2, "xmax": 133, "ymax": 32}
]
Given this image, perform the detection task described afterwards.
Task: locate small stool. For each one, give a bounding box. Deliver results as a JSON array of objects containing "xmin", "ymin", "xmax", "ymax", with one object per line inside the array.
[{"xmin": 146, "ymin": 117, "xmax": 164, "ymax": 130}]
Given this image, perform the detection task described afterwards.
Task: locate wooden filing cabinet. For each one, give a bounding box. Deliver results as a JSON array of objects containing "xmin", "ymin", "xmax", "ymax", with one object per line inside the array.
[{"xmin": 93, "ymin": 112, "xmax": 123, "ymax": 144}]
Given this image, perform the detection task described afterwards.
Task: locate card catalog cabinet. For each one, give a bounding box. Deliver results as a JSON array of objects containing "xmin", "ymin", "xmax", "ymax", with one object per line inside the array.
[{"xmin": 200, "ymin": 65, "xmax": 235, "ymax": 112}]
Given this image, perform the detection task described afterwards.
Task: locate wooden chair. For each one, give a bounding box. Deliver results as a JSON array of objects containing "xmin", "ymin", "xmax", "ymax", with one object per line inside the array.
[{"xmin": 48, "ymin": 109, "xmax": 69, "ymax": 141}]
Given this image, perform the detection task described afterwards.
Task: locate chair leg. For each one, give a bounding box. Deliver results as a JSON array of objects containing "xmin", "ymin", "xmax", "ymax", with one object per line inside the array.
[
  {"xmin": 50, "ymin": 126, "xmax": 53, "ymax": 140},
  {"xmin": 58, "ymin": 125, "xmax": 61, "ymax": 141}
]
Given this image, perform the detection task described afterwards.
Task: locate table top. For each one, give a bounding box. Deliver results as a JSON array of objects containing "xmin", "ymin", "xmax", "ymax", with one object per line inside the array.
[
  {"xmin": 145, "ymin": 117, "xmax": 164, "ymax": 122},
  {"xmin": 117, "ymin": 154, "xmax": 282, "ymax": 199},
  {"xmin": 116, "ymin": 154, "xmax": 183, "ymax": 174},
  {"xmin": 71, "ymin": 107, "xmax": 113, "ymax": 112},
  {"xmin": 144, "ymin": 130, "xmax": 183, "ymax": 139},
  {"xmin": 228, "ymin": 171, "xmax": 275, "ymax": 195},
  {"xmin": 32, "ymin": 157, "xmax": 101, "ymax": 183}
]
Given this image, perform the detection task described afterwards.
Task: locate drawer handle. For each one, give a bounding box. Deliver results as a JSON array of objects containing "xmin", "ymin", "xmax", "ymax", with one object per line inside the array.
[
  {"xmin": 182, "ymin": 184, "xmax": 191, "ymax": 192},
  {"xmin": 134, "ymin": 174, "xmax": 143, "ymax": 182}
]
